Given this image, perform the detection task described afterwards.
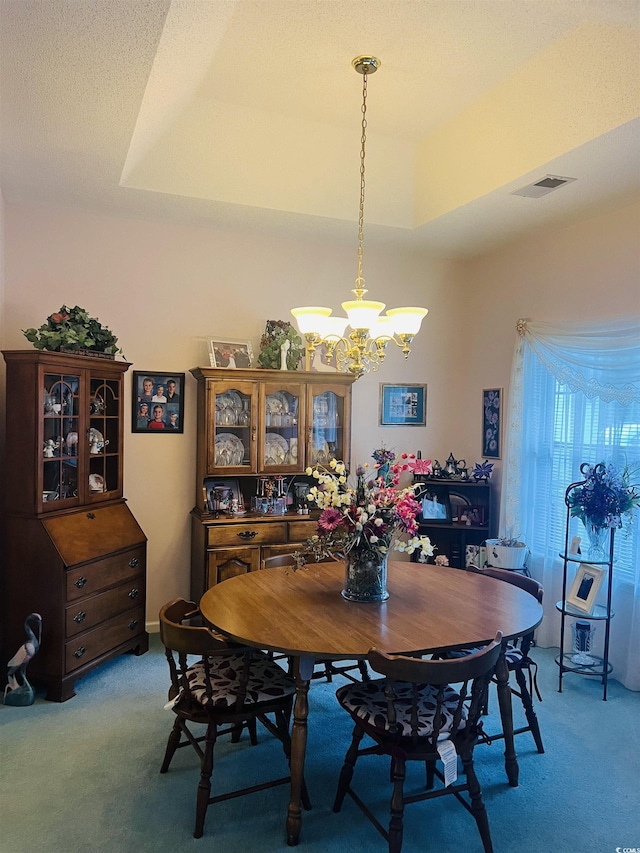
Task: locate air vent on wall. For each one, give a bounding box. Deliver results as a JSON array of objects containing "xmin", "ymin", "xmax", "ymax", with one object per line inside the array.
[{"xmin": 511, "ymin": 175, "xmax": 577, "ymax": 198}]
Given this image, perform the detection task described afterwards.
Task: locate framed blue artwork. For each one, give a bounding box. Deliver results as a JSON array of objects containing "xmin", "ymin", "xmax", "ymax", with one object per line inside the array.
[
  {"xmin": 379, "ymin": 384, "xmax": 426, "ymax": 426},
  {"xmin": 482, "ymin": 388, "xmax": 502, "ymax": 458}
]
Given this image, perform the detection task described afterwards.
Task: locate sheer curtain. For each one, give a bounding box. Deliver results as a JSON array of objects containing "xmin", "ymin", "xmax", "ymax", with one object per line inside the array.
[{"xmin": 501, "ymin": 317, "xmax": 640, "ymax": 690}]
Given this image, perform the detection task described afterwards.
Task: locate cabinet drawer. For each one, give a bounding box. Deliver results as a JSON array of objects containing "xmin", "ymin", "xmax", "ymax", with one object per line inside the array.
[
  {"xmin": 65, "ymin": 605, "xmax": 145, "ymax": 673},
  {"xmin": 66, "ymin": 546, "xmax": 145, "ymax": 602},
  {"xmin": 65, "ymin": 576, "xmax": 145, "ymax": 637},
  {"xmin": 207, "ymin": 522, "xmax": 286, "ymax": 548},
  {"xmin": 288, "ymin": 519, "xmax": 318, "ymax": 542}
]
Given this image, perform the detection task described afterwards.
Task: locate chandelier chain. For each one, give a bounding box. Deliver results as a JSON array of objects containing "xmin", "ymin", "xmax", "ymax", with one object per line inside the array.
[{"xmin": 355, "ymin": 70, "xmax": 368, "ymax": 299}]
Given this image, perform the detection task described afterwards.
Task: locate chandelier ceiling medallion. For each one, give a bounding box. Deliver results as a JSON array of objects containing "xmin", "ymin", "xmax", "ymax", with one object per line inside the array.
[{"xmin": 291, "ymin": 56, "xmax": 428, "ymax": 380}]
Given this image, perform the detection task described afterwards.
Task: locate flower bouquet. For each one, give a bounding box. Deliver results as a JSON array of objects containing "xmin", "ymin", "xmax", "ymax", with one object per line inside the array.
[
  {"xmin": 301, "ymin": 450, "xmax": 434, "ymax": 601},
  {"xmin": 566, "ymin": 461, "xmax": 639, "ymax": 559}
]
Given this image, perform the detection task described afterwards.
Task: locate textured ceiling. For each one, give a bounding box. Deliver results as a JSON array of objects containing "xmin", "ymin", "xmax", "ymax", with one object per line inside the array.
[{"xmin": 1, "ymin": 0, "xmax": 639, "ymax": 258}]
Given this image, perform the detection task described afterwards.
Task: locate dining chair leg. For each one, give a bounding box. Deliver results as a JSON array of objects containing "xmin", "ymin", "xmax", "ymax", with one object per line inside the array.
[
  {"xmin": 514, "ymin": 668, "xmax": 544, "ymax": 753},
  {"xmin": 333, "ymin": 724, "xmax": 365, "ymax": 812},
  {"xmin": 160, "ymin": 717, "xmax": 184, "ymax": 773},
  {"xmin": 194, "ymin": 723, "xmax": 217, "ymax": 839},
  {"xmin": 425, "ymin": 759, "xmax": 436, "ymax": 790},
  {"xmin": 462, "ymin": 751, "xmax": 493, "ymax": 853},
  {"xmin": 388, "ymin": 754, "xmax": 406, "ymax": 853}
]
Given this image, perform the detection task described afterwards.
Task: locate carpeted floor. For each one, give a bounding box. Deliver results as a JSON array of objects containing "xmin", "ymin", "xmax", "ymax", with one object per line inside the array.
[{"xmin": 1, "ymin": 634, "xmax": 638, "ymax": 853}]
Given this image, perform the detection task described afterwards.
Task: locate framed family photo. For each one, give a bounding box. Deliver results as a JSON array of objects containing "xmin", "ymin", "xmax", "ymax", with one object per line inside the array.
[
  {"xmin": 567, "ymin": 563, "xmax": 606, "ymax": 614},
  {"xmin": 132, "ymin": 371, "xmax": 185, "ymax": 434},
  {"xmin": 379, "ymin": 383, "xmax": 427, "ymax": 426},
  {"xmin": 482, "ymin": 388, "xmax": 502, "ymax": 459},
  {"xmin": 209, "ymin": 339, "xmax": 253, "ymax": 368}
]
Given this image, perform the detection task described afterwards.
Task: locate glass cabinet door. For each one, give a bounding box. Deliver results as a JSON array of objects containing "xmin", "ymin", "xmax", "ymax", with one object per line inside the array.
[
  {"xmin": 87, "ymin": 375, "xmax": 122, "ymax": 500},
  {"xmin": 208, "ymin": 381, "xmax": 257, "ymax": 473},
  {"xmin": 308, "ymin": 386, "xmax": 348, "ymax": 467},
  {"xmin": 260, "ymin": 382, "xmax": 303, "ymax": 473},
  {"xmin": 42, "ymin": 372, "xmax": 81, "ymax": 508}
]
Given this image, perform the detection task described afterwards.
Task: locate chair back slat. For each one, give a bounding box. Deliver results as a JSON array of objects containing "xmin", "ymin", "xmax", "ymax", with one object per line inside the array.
[
  {"xmin": 159, "ymin": 598, "xmax": 230, "ymax": 658},
  {"xmin": 368, "ymin": 633, "xmax": 502, "ymax": 686}
]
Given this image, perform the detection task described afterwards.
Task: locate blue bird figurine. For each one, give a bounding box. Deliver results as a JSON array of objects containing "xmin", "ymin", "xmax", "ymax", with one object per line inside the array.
[{"xmin": 4, "ymin": 612, "xmax": 43, "ymax": 706}]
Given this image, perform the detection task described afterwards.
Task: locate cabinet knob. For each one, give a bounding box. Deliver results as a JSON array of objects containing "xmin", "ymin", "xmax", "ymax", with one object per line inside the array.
[
  {"xmin": 128, "ymin": 619, "xmax": 139, "ymax": 631},
  {"xmin": 128, "ymin": 587, "xmax": 139, "ymax": 599},
  {"xmin": 74, "ymin": 646, "xmax": 86, "ymax": 659},
  {"xmin": 128, "ymin": 557, "xmax": 139, "ymax": 568},
  {"xmin": 73, "ymin": 611, "xmax": 86, "ymax": 624},
  {"xmin": 237, "ymin": 530, "xmax": 257, "ymax": 540},
  {"xmin": 74, "ymin": 576, "xmax": 88, "ymax": 588}
]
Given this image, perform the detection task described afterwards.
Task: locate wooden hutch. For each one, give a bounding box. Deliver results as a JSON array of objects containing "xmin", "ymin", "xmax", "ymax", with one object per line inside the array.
[{"xmin": 2, "ymin": 350, "xmax": 148, "ymax": 702}]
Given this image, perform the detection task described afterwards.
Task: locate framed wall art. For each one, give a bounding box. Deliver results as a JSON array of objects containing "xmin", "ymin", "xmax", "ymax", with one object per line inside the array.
[
  {"xmin": 482, "ymin": 388, "xmax": 502, "ymax": 458},
  {"xmin": 379, "ymin": 383, "xmax": 426, "ymax": 426},
  {"xmin": 567, "ymin": 563, "xmax": 606, "ymax": 614},
  {"xmin": 132, "ymin": 371, "xmax": 185, "ymax": 433},
  {"xmin": 209, "ymin": 339, "xmax": 253, "ymax": 368}
]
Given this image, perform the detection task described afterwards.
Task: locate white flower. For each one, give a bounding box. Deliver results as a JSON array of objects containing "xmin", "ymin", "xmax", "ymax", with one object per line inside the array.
[{"xmin": 374, "ymin": 517, "xmax": 384, "ymax": 527}]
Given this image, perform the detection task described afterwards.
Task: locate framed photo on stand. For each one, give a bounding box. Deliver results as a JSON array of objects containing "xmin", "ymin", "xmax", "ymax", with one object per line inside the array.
[
  {"xmin": 209, "ymin": 339, "xmax": 253, "ymax": 368},
  {"xmin": 567, "ymin": 563, "xmax": 606, "ymax": 614}
]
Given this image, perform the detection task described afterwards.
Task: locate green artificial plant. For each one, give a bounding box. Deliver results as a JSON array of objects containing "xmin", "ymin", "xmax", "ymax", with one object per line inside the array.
[
  {"xmin": 22, "ymin": 305, "xmax": 123, "ymax": 356},
  {"xmin": 257, "ymin": 320, "xmax": 305, "ymax": 370}
]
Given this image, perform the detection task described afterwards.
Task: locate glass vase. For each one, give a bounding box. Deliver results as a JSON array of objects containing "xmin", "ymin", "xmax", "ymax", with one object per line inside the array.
[
  {"xmin": 342, "ymin": 549, "xmax": 389, "ymax": 602},
  {"xmin": 583, "ymin": 521, "xmax": 608, "ymax": 562}
]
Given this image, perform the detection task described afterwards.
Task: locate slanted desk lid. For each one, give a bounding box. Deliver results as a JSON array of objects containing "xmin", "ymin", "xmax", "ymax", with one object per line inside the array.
[{"xmin": 43, "ymin": 502, "xmax": 146, "ymax": 566}]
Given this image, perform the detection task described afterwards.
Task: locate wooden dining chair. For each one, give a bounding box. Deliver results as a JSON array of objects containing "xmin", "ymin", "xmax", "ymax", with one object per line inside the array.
[
  {"xmin": 440, "ymin": 566, "xmax": 544, "ymax": 755},
  {"xmin": 474, "ymin": 567, "xmax": 544, "ymax": 754},
  {"xmin": 333, "ymin": 633, "xmax": 503, "ymax": 853},
  {"xmin": 159, "ymin": 598, "xmax": 310, "ymax": 839},
  {"xmin": 262, "ymin": 553, "xmax": 369, "ymax": 683}
]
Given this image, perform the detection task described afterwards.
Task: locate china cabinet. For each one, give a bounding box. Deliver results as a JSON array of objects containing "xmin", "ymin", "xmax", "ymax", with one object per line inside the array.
[
  {"xmin": 2, "ymin": 350, "xmax": 148, "ymax": 701},
  {"xmin": 410, "ymin": 477, "xmax": 493, "ymax": 568},
  {"xmin": 189, "ymin": 367, "xmax": 354, "ymax": 597},
  {"xmin": 556, "ymin": 479, "xmax": 615, "ymax": 701}
]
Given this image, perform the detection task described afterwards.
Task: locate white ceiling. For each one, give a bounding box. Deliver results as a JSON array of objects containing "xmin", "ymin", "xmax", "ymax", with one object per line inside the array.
[{"xmin": 1, "ymin": 0, "xmax": 639, "ymax": 258}]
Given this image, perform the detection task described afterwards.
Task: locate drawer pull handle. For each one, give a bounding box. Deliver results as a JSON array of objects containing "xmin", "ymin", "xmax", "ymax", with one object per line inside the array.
[
  {"xmin": 128, "ymin": 588, "xmax": 139, "ymax": 599},
  {"xmin": 237, "ymin": 530, "xmax": 257, "ymax": 540},
  {"xmin": 129, "ymin": 558, "xmax": 139, "ymax": 568},
  {"xmin": 74, "ymin": 646, "xmax": 86, "ymax": 659},
  {"xmin": 128, "ymin": 619, "xmax": 139, "ymax": 631},
  {"xmin": 86, "ymin": 512, "xmax": 95, "ymax": 520},
  {"xmin": 73, "ymin": 611, "xmax": 86, "ymax": 624},
  {"xmin": 75, "ymin": 576, "xmax": 88, "ymax": 588}
]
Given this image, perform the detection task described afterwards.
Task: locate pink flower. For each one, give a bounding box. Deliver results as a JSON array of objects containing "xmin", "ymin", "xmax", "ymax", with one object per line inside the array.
[
  {"xmin": 409, "ymin": 458, "xmax": 433, "ymax": 475},
  {"xmin": 317, "ymin": 508, "xmax": 344, "ymax": 532}
]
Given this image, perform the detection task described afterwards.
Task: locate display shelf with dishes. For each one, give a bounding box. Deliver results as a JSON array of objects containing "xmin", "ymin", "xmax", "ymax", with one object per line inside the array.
[
  {"xmin": 2, "ymin": 349, "xmax": 148, "ymax": 701},
  {"xmin": 189, "ymin": 367, "xmax": 355, "ymax": 594}
]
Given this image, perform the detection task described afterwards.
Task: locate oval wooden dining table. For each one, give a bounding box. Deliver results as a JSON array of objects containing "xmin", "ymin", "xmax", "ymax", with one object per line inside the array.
[{"xmin": 199, "ymin": 560, "xmax": 543, "ymax": 846}]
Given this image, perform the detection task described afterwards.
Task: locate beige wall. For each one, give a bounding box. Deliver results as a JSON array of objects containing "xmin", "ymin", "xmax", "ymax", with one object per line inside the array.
[
  {"xmin": 1, "ymin": 199, "xmax": 638, "ymax": 626},
  {"xmin": 1, "ymin": 203, "xmax": 462, "ymax": 624}
]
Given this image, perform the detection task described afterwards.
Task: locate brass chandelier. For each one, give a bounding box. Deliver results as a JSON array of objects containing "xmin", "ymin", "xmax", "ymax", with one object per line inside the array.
[{"xmin": 291, "ymin": 56, "xmax": 428, "ymax": 380}]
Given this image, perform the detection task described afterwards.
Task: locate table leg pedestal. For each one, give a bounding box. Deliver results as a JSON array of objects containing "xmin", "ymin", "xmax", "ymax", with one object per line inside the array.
[
  {"xmin": 286, "ymin": 656, "xmax": 314, "ymax": 846},
  {"xmin": 495, "ymin": 644, "xmax": 519, "ymax": 787}
]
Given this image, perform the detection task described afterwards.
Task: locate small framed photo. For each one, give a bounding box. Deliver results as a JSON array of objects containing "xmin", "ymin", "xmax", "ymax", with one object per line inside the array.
[
  {"xmin": 380, "ymin": 384, "xmax": 427, "ymax": 426},
  {"xmin": 567, "ymin": 563, "xmax": 606, "ymax": 614},
  {"xmin": 204, "ymin": 478, "xmax": 242, "ymax": 514},
  {"xmin": 209, "ymin": 339, "xmax": 253, "ymax": 368},
  {"xmin": 457, "ymin": 505, "xmax": 485, "ymax": 525},
  {"xmin": 421, "ymin": 491, "xmax": 451, "ymax": 523},
  {"xmin": 482, "ymin": 388, "xmax": 502, "ymax": 459},
  {"xmin": 132, "ymin": 371, "xmax": 185, "ymax": 433}
]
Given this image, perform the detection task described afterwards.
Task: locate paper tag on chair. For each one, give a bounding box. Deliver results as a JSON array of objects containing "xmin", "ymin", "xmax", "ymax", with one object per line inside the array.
[
  {"xmin": 164, "ymin": 688, "xmax": 183, "ymax": 711},
  {"xmin": 437, "ymin": 739, "xmax": 458, "ymax": 786}
]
